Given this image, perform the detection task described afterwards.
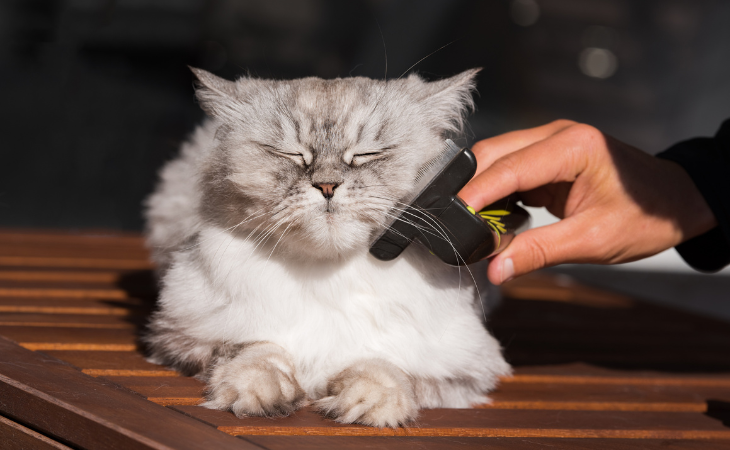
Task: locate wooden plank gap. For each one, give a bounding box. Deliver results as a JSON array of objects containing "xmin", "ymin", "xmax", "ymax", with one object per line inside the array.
[
  {"xmin": 82, "ymin": 369, "xmax": 180, "ymax": 377},
  {"xmin": 0, "ymin": 288, "xmax": 130, "ymax": 299},
  {"xmin": 503, "ymin": 375, "xmax": 730, "ymax": 387},
  {"xmin": 0, "ymin": 322, "xmax": 133, "ymax": 329},
  {"xmin": 0, "ymin": 257, "xmax": 153, "ymax": 270},
  {"xmin": 480, "ymin": 401, "xmax": 707, "ymax": 412},
  {"xmin": 0, "ymin": 306, "xmax": 136, "ymax": 316},
  {"xmin": 0, "ymin": 271, "xmax": 125, "ymax": 283}
]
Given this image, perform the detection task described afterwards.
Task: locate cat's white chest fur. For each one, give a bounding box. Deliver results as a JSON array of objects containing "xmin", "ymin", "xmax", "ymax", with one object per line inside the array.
[{"xmin": 160, "ymin": 226, "xmax": 504, "ymax": 397}]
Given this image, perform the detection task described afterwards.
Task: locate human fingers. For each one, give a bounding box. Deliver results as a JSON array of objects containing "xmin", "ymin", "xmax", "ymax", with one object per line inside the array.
[
  {"xmin": 460, "ymin": 123, "xmax": 602, "ymax": 211},
  {"xmin": 486, "ymin": 213, "xmax": 602, "ymax": 284},
  {"xmin": 471, "ymin": 119, "xmax": 576, "ymax": 177}
]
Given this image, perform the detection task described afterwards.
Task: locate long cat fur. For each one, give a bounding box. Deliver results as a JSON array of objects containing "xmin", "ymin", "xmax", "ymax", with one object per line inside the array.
[{"xmin": 143, "ymin": 67, "xmax": 510, "ymax": 427}]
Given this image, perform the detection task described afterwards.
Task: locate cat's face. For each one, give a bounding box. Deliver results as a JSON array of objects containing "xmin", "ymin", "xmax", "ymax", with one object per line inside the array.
[{"xmin": 194, "ymin": 68, "xmax": 478, "ymax": 260}]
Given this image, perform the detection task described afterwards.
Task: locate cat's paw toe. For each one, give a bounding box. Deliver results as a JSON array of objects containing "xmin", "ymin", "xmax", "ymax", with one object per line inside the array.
[
  {"xmin": 204, "ymin": 350, "xmax": 306, "ymax": 417},
  {"xmin": 314, "ymin": 361, "xmax": 418, "ymax": 427}
]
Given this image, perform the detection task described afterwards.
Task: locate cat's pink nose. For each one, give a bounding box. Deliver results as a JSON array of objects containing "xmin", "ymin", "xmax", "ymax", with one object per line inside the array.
[{"xmin": 314, "ymin": 182, "xmax": 338, "ymax": 199}]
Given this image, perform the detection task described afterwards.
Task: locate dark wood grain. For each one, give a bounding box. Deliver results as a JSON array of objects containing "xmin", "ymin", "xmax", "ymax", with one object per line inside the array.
[
  {"xmin": 0, "ymin": 414, "xmax": 73, "ymax": 450},
  {"xmin": 0, "ymin": 336, "xmax": 255, "ymax": 450}
]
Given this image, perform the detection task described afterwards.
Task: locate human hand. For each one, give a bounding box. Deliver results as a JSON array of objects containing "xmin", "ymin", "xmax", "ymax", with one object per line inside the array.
[{"xmin": 459, "ymin": 120, "xmax": 717, "ymax": 285}]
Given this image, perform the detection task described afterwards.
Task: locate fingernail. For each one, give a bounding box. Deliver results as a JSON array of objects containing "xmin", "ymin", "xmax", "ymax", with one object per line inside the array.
[{"xmin": 501, "ymin": 258, "xmax": 514, "ymax": 283}]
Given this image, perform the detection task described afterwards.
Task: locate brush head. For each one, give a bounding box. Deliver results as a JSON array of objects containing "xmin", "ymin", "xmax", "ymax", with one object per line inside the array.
[
  {"xmin": 407, "ymin": 139, "xmax": 462, "ymax": 209},
  {"xmin": 372, "ymin": 139, "xmax": 463, "ymax": 245}
]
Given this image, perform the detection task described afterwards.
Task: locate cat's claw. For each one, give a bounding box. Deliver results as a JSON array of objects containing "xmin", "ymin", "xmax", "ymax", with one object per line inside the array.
[
  {"xmin": 203, "ymin": 343, "xmax": 306, "ymax": 417},
  {"xmin": 314, "ymin": 359, "xmax": 418, "ymax": 428}
]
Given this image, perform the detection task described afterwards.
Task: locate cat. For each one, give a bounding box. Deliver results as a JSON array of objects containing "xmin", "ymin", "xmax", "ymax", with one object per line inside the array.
[{"xmin": 143, "ymin": 67, "xmax": 511, "ymax": 427}]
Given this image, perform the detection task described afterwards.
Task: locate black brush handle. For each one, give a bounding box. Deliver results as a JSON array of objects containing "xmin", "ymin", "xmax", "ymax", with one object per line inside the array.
[
  {"xmin": 369, "ymin": 147, "xmax": 531, "ymax": 265},
  {"xmin": 422, "ymin": 196, "xmax": 530, "ymax": 265}
]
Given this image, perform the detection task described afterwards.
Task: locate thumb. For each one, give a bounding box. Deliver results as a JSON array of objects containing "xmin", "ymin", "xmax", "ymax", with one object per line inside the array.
[{"xmin": 487, "ymin": 215, "xmax": 596, "ymax": 284}]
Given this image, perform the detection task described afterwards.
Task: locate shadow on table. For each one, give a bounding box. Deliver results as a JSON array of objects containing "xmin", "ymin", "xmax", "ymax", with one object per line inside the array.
[
  {"xmin": 707, "ymin": 400, "xmax": 730, "ymax": 427},
  {"xmin": 490, "ymin": 295, "xmax": 730, "ymax": 373},
  {"xmin": 115, "ymin": 270, "xmax": 159, "ymax": 354}
]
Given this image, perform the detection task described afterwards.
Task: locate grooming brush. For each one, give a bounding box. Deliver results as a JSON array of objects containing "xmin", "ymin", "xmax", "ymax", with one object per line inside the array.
[{"xmin": 369, "ymin": 140, "xmax": 531, "ymax": 266}]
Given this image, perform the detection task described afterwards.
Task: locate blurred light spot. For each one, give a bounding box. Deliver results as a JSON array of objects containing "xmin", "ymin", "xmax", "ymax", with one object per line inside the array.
[
  {"xmin": 578, "ymin": 47, "xmax": 617, "ymax": 79},
  {"xmin": 510, "ymin": 0, "xmax": 540, "ymax": 27}
]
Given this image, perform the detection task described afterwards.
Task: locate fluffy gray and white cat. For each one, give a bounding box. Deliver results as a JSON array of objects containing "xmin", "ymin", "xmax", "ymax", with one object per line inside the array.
[{"xmin": 143, "ymin": 67, "xmax": 510, "ymax": 427}]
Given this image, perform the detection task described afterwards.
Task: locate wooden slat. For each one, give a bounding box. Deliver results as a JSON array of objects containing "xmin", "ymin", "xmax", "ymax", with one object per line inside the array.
[
  {"xmin": 173, "ymin": 405, "xmax": 730, "ymax": 439},
  {"xmin": 0, "ymin": 270, "xmax": 126, "ymax": 284},
  {"xmin": 502, "ymin": 284, "xmax": 633, "ymax": 308},
  {"xmin": 512, "ymin": 362, "xmax": 730, "ymax": 380},
  {"xmin": 0, "ymin": 414, "xmax": 73, "ymax": 450},
  {"xmin": 104, "ymin": 376, "xmax": 205, "ymax": 402},
  {"xmin": 0, "ymin": 246, "xmax": 149, "ymax": 260},
  {"xmin": 505, "ymin": 374, "xmax": 730, "ymax": 387},
  {"xmin": 0, "ymin": 229, "xmax": 145, "ymax": 246},
  {"xmin": 0, "ymin": 256, "xmax": 153, "ymax": 270},
  {"xmin": 0, "ymin": 288, "xmax": 130, "ymax": 299},
  {"xmin": 0, "ymin": 298, "xmax": 146, "ymax": 316},
  {"xmin": 40, "ymin": 351, "xmax": 175, "ymax": 375},
  {"xmin": 21, "ymin": 343, "xmax": 137, "ymax": 351},
  {"xmin": 0, "ymin": 296, "xmax": 145, "ymax": 306},
  {"xmin": 0, "ymin": 313, "xmax": 138, "ymax": 328},
  {"xmin": 0, "ymin": 325, "xmax": 136, "ymax": 344},
  {"xmin": 0, "ymin": 322, "xmax": 132, "ymax": 329},
  {"xmin": 0, "ymin": 336, "xmax": 254, "ymax": 449},
  {"xmin": 0, "ymin": 306, "xmax": 135, "ymax": 316},
  {"xmin": 486, "ymin": 382, "xmax": 730, "ymax": 412},
  {"xmin": 0, "ymin": 325, "xmax": 139, "ymax": 351},
  {"xmin": 243, "ymin": 436, "xmax": 730, "ymax": 450}
]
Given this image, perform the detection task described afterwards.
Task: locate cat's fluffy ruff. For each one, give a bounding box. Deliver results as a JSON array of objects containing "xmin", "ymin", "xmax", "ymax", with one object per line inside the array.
[{"xmin": 144, "ymin": 68, "xmax": 511, "ymax": 426}]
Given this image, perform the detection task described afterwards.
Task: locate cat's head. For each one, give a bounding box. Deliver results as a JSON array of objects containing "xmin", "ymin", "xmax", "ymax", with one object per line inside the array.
[{"xmin": 193, "ymin": 67, "xmax": 479, "ymax": 261}]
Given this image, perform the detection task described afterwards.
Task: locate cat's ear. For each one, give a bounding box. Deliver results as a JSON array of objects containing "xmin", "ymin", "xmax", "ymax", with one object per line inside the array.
[
  {"xmin": 413, "ymin": 68, "xmax": 481, "ymax": 133},
  {"xmin": 189, "ymin": 66, "xmax": 239, "ymax": 118}
]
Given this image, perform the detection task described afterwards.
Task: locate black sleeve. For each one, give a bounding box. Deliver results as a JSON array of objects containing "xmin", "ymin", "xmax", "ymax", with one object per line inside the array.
[{"xmin": 655, "ymin": 118, "xmax": 730, "ymax": 273}]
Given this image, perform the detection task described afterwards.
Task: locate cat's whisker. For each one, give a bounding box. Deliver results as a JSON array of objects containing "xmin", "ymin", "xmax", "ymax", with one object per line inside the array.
[
  {"xmin": 178, "ymin": 207, "xmax": 270, "ymax": 252},
  {"xmin": 365, "ymin": 195, "xmax": 487, "ymax": 323},
  {"xmin": 367, "ymin": 207, "xmax": 486, "ymax": 325},
  {"xmin": 392, "ymin": 203, "xmax": 487, "ymax": 323},
  {"xmin": 209, "ymin": 204, "xmax": 292, "ymax": 278},
  {"xmin": 219, "ymin": 217, "xmax": 291, "ymax": 334},
  {"xmin": 361, "ymin": 212, "xmax": 415, "ymax": 245},
  {"xmin": 395, "ymin": 39, "xmax": 459, "ymax": 81},
  {"xmin": 261, "ymin": 218, "xmax": 298, "ymax": 273},
  {"xmin": 244, "ymin": 217, "xmax": 290, "ymax": 265}
]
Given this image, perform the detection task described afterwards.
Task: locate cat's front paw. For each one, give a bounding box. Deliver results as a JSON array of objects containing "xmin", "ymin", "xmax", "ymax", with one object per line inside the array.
[
  {"xmin": 315, "ymin": 359, "xmax": 418, "ymax": 428},
  {"xmin": 202, "ymin": 342, "xmax": 306, "ymax": 417}
]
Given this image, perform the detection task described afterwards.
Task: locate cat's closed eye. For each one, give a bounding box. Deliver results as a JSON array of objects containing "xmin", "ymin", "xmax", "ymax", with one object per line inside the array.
[
  {"xmin": 348, "ymin": 147, "xmax": 394, "ymax": 166},
  {"xmin": 256, "ymin": 142, "xmax": 307, "ymax": 166}
]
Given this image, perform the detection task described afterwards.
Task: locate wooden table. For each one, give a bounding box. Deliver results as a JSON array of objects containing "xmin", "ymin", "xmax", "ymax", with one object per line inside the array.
[{"xmin": 0, "ymin": 230, "xmax": 728, "ymax": 449}]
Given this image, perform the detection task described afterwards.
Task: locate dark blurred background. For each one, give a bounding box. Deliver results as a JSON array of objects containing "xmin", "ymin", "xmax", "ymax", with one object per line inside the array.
[{"xmin": 2, "ymin": 0, "xmax": 730, "ymax": 231}]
